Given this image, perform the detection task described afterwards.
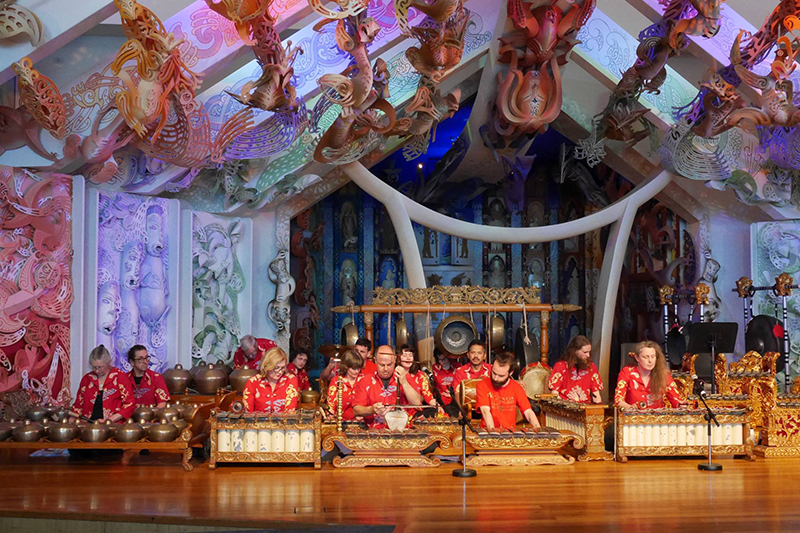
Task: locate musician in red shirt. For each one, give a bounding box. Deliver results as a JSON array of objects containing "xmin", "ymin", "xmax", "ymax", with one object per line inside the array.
[
  {"xmin": 453, "ymin": 341, "xmax": 491, "ymax": 392},
  {"xmin": 126, "ymin": 345, "xmax": 170, "ymax": 408},
  {"xmin": 615, "ymin": 340, "xmax": 685, "ymax": 409},
  {"xmin": 548, "ymin": 335, "xmax": 603, "ymax": 404},
  {"xmin": 287, "ymin": 350, "xmax": 312, "ymax": 391},
  {"xmin": 353, "ymin": 346, "xmax": 422, "ymax": 428},
  {"xmin": 319, "ymin": 337, "xmax": 375, "ymax": 382},
  {"xmin": 243, "ymin": 347, "xmax": 300, "ymax": 413},
  {"xmin": 70, "ymin": 345, "xmax": 135, "ymax": 422},
  {"xmin": 432, "ymin": 349, "xmax": 456, "ymax": 405},
  {"xmin": 397, "ymin": 344, "xmax": 436, "ymax": 412},
  {"xmin": 233, "ymin": 335, "xmax": 277, "ymax": 369},
  {"xmin": 476, "ymin": 352, "xmax": 541, "ymax": 431},
  {"xmin": 326, "ymin": 350, "xmax": 365, "ymax": 420}
]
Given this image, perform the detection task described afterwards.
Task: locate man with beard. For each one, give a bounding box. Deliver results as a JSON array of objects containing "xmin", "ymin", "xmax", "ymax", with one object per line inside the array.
[
  {"xmin": 476, "ymin": 351, "xmax": 540, "ymax": 431},
  {"xmin": 548, "ymin": 335, "xmax": 603, "ymax": 404}
]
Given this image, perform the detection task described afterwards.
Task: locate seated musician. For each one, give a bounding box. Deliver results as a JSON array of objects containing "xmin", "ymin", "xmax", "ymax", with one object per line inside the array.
[
  {"xmin": 242, "ymin": 347, "xmax": 299, "ymax": 413},
  {"xmin": 233, "ymin": 335, "xmax": 277, "ymax": 370},
  {"xmin": 548, "ymin": 335, "xmax": 603, "ymax": 404},
  {"xmin": 352, "ymin": 346, "xmax": 422, "ymax": 428},
  {"xmin": 287, "ymin": 350, "xmax": 312, "ymax": 391},
  {"xmin": 453, "ymin": 340, "xmax": 491, "ymax": 392},
  {"xmin": 615, "ymin": 340, "xmax": 685, "ymax": 409},
  {"xmin": 326, "ymin": 350, "xmax": 365, "ymax": 420},
  {"xmin": 397, "ymin": 344, "xmax": 436, "ymax": 410},
  {"xmin": 319, "ymin": 337, "xmax": 376, "ymax": 382},
  {"xmin": 71, "ymin": 345, "xmax": 135, "ymax": 423},
  {"xmin": 476, "ymin": 352, "xmax": 541, "ymax": 431},
  {"xmin": 432, "ymin": 349, "xmax": 455, "ymax": 406},
  {"xmin": 126, "ymin": 345, "xmax": 169, "ymax": 408}
]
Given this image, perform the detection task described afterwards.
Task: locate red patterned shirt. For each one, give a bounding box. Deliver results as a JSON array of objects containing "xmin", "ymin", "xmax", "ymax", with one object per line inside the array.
[
  {"xmin": 73, "ymin": 368, "xmax": 135, "ymax": 420},
  {"xmin": 353, "ymin": 374, "xmax": 400, "ymax": 428},
  {"xmin": 432, "ymin": 362, "xmax": 456, "ymax": 404},
  {"xmin": 362, "ymin": 358, "xmax": 377, "ymax": 376},
  {"xmin": 453, "ymin": 362, "xmax": 491, "ymax": 390},
  {"xmin": 326, "ymin": 373, "xmax": 366, "ymax": 420},
  {"xmin": 233, "ymin": 338, "xmax": 277, "ymax": 369},
  {"xmin": 127, "ymin": 369, "xmax": 170, "ymax": 407},
  {"xmin": 287, "ymin": 362, "xmax": 312, "ymax": 391},
  {"xmin": 476, "ymin": 377, "xmax": 531, "ymax": 431},
  {"xmin": 243, "ymin": 373, "xmax": 299, "ymax": 413},
  {"xmin": 548, "ymin": 361, "xmax": 604, "ymax": 404},
  {"xmin": 614, "ymin": 365, "xmax": 683, "ymax": 409}
]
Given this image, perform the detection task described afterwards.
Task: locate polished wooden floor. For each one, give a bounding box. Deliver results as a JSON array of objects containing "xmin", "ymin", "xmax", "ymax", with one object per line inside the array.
[{"xmin": 1, "ymin": 450, "xmax": 799, "ymax": 532}]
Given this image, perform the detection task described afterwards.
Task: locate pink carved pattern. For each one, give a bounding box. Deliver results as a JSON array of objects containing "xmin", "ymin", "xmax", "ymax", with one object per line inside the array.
[{"xmin": 0, "ymin": 167, "xmax": 73, "ymax": 405}]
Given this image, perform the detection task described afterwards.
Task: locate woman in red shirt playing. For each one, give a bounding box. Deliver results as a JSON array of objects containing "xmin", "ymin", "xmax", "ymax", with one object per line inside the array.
[
  {"xmin": 243, "ymin": 347, "xmax": 300, "ymax": 413},
  {"xmin": 549, "ymin": 335, "xmax": 603, "ymax": 404},
  {"xmin": 70, "ymin": 345, "xmax": 135, "ymax": 422},
  {"xmin": 615, "ymin": 340, "xmax": 685, "ymax": 409},
  {"xmin": 396, "ymin": 344, "xmax": 436, "ymax": 413},
  {"xmin": 326, "ymin": 350, "xmax": 365, "ymax": 420},
  {"xmin": 287, "ymin": 350, "xmax": 312, "ymax": 391}
]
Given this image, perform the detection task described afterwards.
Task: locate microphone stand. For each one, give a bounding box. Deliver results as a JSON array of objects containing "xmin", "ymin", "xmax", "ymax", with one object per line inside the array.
[
  {"xmin": 709, "ymin": 333, "xmax": 719, "ymax": 394},
  {"xmin": 697, "ymin": 391, "xmax": 722, "ymax": 472},
  {"xmin": 448, "ymin": 385, "xmax": 477, "ymax": 478}
]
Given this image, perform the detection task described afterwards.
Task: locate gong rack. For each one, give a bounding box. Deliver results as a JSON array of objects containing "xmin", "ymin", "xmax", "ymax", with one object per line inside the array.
[
  {"xmin": 732, "ymin": 274, "xmax": 798, "ymax": 391},
  {"xmin": 331, "ymin": 285, "xmax": 582, "ymax": 365},
  {"xmin": 659, "ymin": 283, "xmax": 711, "ymax": 359}
]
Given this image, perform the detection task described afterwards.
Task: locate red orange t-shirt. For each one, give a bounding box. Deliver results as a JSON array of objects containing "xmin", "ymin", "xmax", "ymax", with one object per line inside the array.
[{"xmin": 475, "ymin": 377, "xmax": 531, "ymax": 431}]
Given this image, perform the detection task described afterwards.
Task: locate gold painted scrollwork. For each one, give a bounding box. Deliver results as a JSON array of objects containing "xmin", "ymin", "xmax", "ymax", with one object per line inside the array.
[{"xmin": 372, "ymin": 285, "xmax": 541, "ymax": 306}]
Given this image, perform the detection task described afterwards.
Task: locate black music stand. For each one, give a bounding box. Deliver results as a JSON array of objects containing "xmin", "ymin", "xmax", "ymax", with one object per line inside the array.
[
  {"xmin": 686, "ymin": 322, "xmax": 738, "ymax": 394},
  {"xmin": 449, "ymin": 385, "xmax": 477, "ymax": 478}
]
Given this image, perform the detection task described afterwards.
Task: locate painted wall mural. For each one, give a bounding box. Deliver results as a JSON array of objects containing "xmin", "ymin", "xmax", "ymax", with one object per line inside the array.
[
  {"xmin": 97, "ymin": 191, "xmax": 171, "ymax": 373},
  {"xmin": 0, "ymin": 167, "xmax": 73, "ymax": 405},
  {"xmin": 753, "ymin": 220, "xmax": 800, "ymax": 376},
  {"xmin": 191, "ymin": 212, "xmax": 246, "ymax": 365}
]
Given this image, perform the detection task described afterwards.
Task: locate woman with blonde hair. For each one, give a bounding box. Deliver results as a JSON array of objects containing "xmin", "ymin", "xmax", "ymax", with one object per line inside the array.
[
  {"xmin": 71, "ymin": 345, "xmax": 135, "ymax": 422},
  {"xmin": 242, "ymin": 347, "xmax": 299, "ymax": 413},
  {"xmin": 614, "ymin": 340, "xmax": 685, "ymax": 409}
]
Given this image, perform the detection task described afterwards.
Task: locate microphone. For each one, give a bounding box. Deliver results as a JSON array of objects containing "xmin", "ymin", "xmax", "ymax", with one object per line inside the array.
[{"xmin": 691, "ymin": 374, "xmax": 706, "ymax": 397}]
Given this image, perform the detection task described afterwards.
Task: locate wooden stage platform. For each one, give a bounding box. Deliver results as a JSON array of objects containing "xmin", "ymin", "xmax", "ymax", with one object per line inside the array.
[{"xmin": 1, "ymin": 450, "xmax": 799, "ymax": 532}]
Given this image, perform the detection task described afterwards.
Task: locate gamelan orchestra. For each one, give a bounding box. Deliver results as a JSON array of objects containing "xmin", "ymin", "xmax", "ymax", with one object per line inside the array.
[{"xmin": 6, "ymin": 275, "xmax": 800, "ymax": 468}]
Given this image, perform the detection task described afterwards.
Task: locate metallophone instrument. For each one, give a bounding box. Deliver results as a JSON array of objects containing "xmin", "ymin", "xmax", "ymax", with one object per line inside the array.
[
  {"xmin": 209, "ymin": 408, "xmax": 322, "ymax": 469},
  {"xmin": 614, "ymin": 407, "xmax": 754, "ymax": 462},
  {"xmin": 455, "ymin": 379, "xmax": 584, "ymax": 466},
  {"xmin": 321, "ymin": 374, "xmax": 453, "ymax": 468},
  {"xmin": 538, "ymin": 396, "xmax": 613, "ymax": 461}
]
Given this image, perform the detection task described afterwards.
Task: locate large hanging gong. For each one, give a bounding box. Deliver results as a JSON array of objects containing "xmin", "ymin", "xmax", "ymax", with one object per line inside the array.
[
  {"xmin": 435, "ymin": 315, "xmax": 478, "ymax": 356},
  {"xmin": 514, "ymin": 327, "xmax": 540, "ymax": 370},
  {"xmin": 488, "ymin": 315, "xmax": 506, "ymax": 350},
  {"xmin": 395, "ymin": 317, "xmax": 411, "ymax": 347},
  {"xmin": 340, "ymin": 322, "xmax": 359, "ymax": 348},
  {"xmin": 745, "ymin": 314, "xmax": 786, "ymax": 374}
]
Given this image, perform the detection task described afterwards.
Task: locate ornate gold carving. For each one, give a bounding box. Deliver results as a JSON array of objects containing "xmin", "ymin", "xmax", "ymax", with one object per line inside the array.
[
  {"xmin": 333, "ymin": 455, "xmax": 441, "ymax": 468},
  {"xmin": 774, "ymin": 273, "xmax": 794, "ymax": 297},
  {"xmin": 538, "ymin": 397, "xmax": 612, "ymax": 460},
  {"xmin": 215, "ymin": 451, "xmax": 318, "ymax": 463},
  {"xmin": 371, "ymin": 285, "xmax": 541, "ymax": 306},
  {"xmin": 12, "ymin": 57, "xmax": 67, "ymax": 139},
  {"xmin": 659, "ymin": 285, "xmax": 674, "ymax": 305},
  {"xmin": 467, "ymin": 454, "xmax": 575, "ymax": 466},
  {"xmin": 735, "ymin": 277, "xmax": 753, "ymax": 298},
  {"xmin": 694, "ymin": 283, "xmax": 710, "ymax": 305}
]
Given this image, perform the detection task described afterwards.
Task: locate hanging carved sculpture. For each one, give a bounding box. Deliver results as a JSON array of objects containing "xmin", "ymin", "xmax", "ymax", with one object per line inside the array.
[
  {"xmin": 387, "ymin": 0, "xmax": 469, "ymax": 159},
  {"xmin": 487, "ymin": 0, "xmax": 594, "ymax": 147},
  {"xmin": 690, "ymin": 71, "xmax": 745, "ymax": 138},
  {"xmin": 310, "ymin": 12, "xmax": 397, "ymax": 164},
  {"xmin": 0, "ymin": 167, "xmax": 73, "ymax": 405},
  {"xmin": 267, "ymin": 249, "xmax": 296, "ymax": 343},
  {"xmin": 12, "ymin": 58, "xmax": 68, "ymax": 141},
  {"xmin": 0, "ymin": 0, "xmax": 42, "ymax": 45}
]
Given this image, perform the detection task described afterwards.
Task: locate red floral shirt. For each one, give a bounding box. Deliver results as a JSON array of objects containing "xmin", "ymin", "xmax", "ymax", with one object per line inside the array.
[
  {"xmin": 353, "ymin": 374, "xmax": 400, "ymax": 428},
  {"xmin": 614, "ymin": 365, "xmax": 683, "ymax": 409},
  {"xmin": 326, "ymin": 373, "xmax": 366, "ymax": 420},
  {"xmin": 127, "ymin": 369, "xmax": 170, "ymax": 407},
  {"xmin": 432, "ymin": 362, "xmax": 456, "ymax": 404},
  {"xmin": 233, "ymin": 338, "xmax": 277, "ymax": 369},
  {"xmin": 73, "ymin": 368, "xmax": 135, "ymax": 420},
  {"xmin": 243, "ymin": 373, "xmax": 299, "ymax": 413},
  {"xmin": 548, "ymin": 361, "xmax": 604, "ymax": 404},
  {"xmin": 362, "ymin": 358, "xmax": 377, "ymax": 376},
  {"xmin": 453, "ymin": 362, "xmax": 491, "ymax": 390},
  {"xmin": 287, "ymin": 362, "xmax": 311, "ymax": 391}
]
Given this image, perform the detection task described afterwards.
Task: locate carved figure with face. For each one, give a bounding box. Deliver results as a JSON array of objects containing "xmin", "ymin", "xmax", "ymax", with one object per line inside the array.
[{"xmin": 97, "ymin": 279, "xmax": 121, "ymax": 336}]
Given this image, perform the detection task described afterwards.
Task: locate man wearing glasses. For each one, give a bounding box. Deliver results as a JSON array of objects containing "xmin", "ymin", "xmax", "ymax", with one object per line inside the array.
[{"xmin": 127, "ymin": 345, "xmax": 169, "ymax": 408}]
